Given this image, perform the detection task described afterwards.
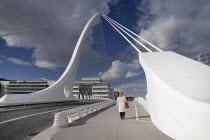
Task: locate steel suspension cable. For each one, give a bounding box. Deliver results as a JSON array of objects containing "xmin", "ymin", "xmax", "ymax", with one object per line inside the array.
[
  {"xmin": 0, "ymin": 17, "xmax": 86, "ymax": 38},
  {"xmin": 103, "ymin": 15, "xmax": 152, "ymax": 52},
  {"xmin": 103, "ymin": 14, "xmax": 163, "ymax": 52},
  {"xmin": 102, "ymin": 15, "xmax": 142, "ymax": 53}
]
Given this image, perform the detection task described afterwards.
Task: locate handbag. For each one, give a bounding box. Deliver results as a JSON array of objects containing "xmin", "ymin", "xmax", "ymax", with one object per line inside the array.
[{"xmin": 125, "ymin": 102, "xmax": 129, "ymax": 108}]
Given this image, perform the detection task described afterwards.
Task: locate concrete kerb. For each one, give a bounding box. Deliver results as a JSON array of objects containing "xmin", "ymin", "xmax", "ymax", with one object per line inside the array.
[{"xmin": 53, "ymin": 100, "xmax": 115, "ymax": 128}]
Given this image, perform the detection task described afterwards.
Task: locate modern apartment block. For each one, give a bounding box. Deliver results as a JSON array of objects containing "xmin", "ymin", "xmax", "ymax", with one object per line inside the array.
[
  {"xmin": 0, "ymin": 80, "xmax": 55, "ymax": 95},
  {"xmin": 194, "ymin": 52, "xmax": 210, "ymax": 66},
  {"xmin": 73, "ymin": 78, "xmax": 118, "ymax": 100}
]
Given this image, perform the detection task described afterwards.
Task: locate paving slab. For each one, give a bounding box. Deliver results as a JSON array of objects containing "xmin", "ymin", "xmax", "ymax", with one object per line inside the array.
[{"xmin": 50, "ymin": 102, "xmax": 173, "ymax": 140}]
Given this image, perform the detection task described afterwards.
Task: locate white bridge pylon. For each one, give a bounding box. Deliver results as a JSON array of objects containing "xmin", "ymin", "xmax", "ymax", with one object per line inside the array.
[
  {"xmin": 0, "ymin": 13, "xmax": 210, "ymax": 140},
  {"xmin": 0, "ymin": 13, "xmax": 159, "ymax": 105}
]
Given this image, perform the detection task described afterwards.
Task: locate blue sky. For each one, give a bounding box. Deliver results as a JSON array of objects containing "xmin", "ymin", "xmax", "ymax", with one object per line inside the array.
[
  {"xmin": 0, "ymin": 0, "xmax": 210, "ymax": 96},
  {"xmin": 0, "ymin": 0, "xmax": 140, "ymax": 81},
  {"xmin": 0, "ymin": 38, "xmax": 65, "ymax": 81}
]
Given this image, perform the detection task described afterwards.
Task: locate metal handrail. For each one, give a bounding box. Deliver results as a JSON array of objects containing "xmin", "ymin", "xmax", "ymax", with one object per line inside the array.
[{"xmin": 0, "ymin": 99, "xmax": 104, "ymax": 108}]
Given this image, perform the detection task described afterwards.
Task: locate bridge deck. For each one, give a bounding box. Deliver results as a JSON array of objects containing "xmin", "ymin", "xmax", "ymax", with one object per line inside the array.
[{"xmin": 49, "ymin": 102, "xmax": 173, "ymax": 140}]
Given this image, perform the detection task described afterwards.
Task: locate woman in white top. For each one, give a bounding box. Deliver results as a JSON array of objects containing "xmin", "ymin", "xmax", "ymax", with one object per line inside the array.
[{"xmin": 116, "ymin": 92, "xmax": 127, "ymax": 120}]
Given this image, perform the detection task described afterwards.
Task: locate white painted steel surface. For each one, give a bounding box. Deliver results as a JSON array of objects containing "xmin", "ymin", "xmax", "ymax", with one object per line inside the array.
[
  {"xmin": 53, "ymin": 100, "xmax": 115, "ymax": 128},
  {"xmin": 0, "ymin": 13, "xmax": 102, "ymax": 104},
  {"xmin": 139, "ymin": 51, "xmax": 210, "ymax": 140}
]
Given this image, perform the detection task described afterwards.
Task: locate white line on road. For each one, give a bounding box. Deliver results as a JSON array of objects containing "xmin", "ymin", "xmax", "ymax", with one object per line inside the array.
[
  {"xmin": 134, "ymin": 102, "xmax": 151, "ymax": 123},
  {"xmin": 0, "ymin": 106, "xmax": 77, "ymax": 125},
  {"xmin": 137, "ymin": 119, "xmax": 152, "ymax": 122},
  {"xmin": 134, "ymin": 101, "xmax": 139, "ymax": 120}
]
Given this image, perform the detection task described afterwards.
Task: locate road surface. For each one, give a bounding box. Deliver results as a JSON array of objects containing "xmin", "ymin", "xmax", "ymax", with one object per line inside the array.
[{"xmin": 0, "ymin": 101, "xmax": 96, "ymax": 140}]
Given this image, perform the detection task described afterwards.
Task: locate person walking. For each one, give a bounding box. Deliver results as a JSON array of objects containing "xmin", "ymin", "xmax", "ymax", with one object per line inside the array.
[{"xmin": 116, "ymin": 92, "xmax": 127, "ymax": 120}]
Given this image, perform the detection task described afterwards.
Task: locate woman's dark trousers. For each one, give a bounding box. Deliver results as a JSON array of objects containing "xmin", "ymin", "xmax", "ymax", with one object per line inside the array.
[{"xmin": 120, "ymin": 112, "xmax": 125, "ymax": 119}]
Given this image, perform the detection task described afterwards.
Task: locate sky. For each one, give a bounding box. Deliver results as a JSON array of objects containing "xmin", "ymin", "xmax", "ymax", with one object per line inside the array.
[{"xmin": 0, "ymin": 0, "xmax": 210, "ymax": 97}]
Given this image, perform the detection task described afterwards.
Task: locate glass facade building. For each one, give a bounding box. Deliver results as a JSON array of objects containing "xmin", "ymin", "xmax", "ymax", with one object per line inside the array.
[
  {"xmin": 194, "ymin": 52, "xmax": 210, "ymax": 66},
  {"xmin": 73, "ymin": 78, "xmax": 118, "ymax": 99},
  {"xmin": 0, "ymin": 81, "xmax": 55, "ymax": 95},
  {"xmin": 6, "ymin": 81, "xmax": 49, "ymax": 94}
]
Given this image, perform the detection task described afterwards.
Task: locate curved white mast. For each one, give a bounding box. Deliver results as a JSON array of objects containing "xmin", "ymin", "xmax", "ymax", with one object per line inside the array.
[{"xmin": 0, "ymin": 13, "xmax": 102, "ymax": 104}]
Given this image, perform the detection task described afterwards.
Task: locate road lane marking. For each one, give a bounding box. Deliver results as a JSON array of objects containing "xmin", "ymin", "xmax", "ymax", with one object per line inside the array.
[
  {"xmin": 134, "ymin": 101, "xmax": 139, "ymax": 120},
  {"xmin": 0, "ymin": 106, "xmax": 78, "ymax": 125},
  {"xmin": 135, "ymin": 102, "xmax": 152, "ymax": 123},
  {"xmin": 137, "ymin": 120, "xmax": 152, "ymax": 122}
]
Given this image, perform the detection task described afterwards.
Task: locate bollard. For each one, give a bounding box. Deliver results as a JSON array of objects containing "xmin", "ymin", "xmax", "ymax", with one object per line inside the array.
[{"xmin": 53, "ymin": 112, "xmax": 68, "ymax": 128}]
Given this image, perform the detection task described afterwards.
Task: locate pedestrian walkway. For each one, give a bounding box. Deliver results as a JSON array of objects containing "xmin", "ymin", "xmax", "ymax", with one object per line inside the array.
[{"xmin": 47, "ymin": 102, "xmax": 173, "ymax": 140}]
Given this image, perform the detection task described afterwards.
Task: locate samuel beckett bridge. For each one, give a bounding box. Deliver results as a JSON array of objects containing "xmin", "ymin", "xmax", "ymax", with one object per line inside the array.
[{"xmin": 0, "ymin": 13, "xmax": 210, "ymax": 140}]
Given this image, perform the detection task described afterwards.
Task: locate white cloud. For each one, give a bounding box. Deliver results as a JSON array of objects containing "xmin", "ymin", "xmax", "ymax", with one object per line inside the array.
[
  {"xmin": 7, "ymin": 57, "xmax": 30, "ymax": 65},
  {"xmin": 35, "ymin": 60, "xmax": 58, "ymax": 70},
  {"xmin": 115, "ymin": 80, "xmax": 147, "ymax": 97},
  {"xmin": 38, "ymin": 78, "xmax": 48, "ymax": 81},
  {"xmin": 99, "ymin": 59, "xmax": 142, "ymax": 81},
  {"xmin": 0, "ymin": 0, "xmax": 115, "ymax": 69},
  {"xmin": 32, "ymin": 77, "xmax": 52, "ymax": 81},
  {"xmin": 137, "ymin": 0, "xmax": 210, "ymax": 56},
  {"xmin": 125, "ymin": 71, "xmax": 141, "ymax": 78}
]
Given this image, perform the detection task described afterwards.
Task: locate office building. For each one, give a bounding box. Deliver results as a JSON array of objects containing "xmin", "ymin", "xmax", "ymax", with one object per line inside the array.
[
  {"xmin": 73, "ymin": 78, "xmax": 118, "ymax": 99},
  {"xmin": 0, "ymin": 80, "xmax": 55, "ymax": 95}
]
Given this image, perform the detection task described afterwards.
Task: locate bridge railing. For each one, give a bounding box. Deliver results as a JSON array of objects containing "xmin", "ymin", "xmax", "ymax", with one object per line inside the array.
[
  {"xmin": 0, "ymin": 99, "xmax": 104, "ymax": 111},
  {"xmin": 53, "ymin": 100, "xmax": 116, "ymax": 128}
]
